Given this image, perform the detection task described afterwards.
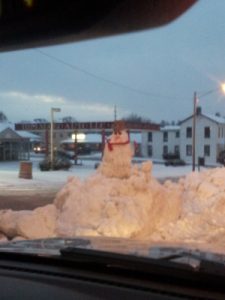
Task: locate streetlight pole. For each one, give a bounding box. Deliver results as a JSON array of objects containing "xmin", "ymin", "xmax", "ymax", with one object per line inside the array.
[
  {"xmin": 192, "ymin": 91, "xmax": 197, "ymax": 171},
  {"xmin": 50, "ymin": 107, "xmax": 61, "ymax": 170},
  {"xmin": 74, "ymin": 130, "xmax": 78, "ymax": 165}
]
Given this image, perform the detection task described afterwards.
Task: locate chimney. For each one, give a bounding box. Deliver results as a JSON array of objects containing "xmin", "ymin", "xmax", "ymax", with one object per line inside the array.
[{"xmin": 196, "ymin": 106, "xmax": 202, "ymax": 115}]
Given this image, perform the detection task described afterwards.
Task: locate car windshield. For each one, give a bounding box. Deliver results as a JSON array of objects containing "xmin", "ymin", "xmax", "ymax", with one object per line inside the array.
[{"xmin": 0, "ymin": 0, "xmax": 225, "ymax": 258}]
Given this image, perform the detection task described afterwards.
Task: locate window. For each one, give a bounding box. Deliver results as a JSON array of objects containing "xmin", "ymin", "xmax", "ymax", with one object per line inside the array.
[
  {"xmin": 148, "ymin": 132, "xmax": 152, "ymax": 142},
  {"xmin": 147, "ymin": 145, "xmax": 152, "ymax": 157},
  {"xmin": 163, "ymin": 132, "xmax": 168, "ymax": 142},
  {"xmin": 204, "ymin": 145, "xmax": 210, "ymax": 156},
  {"xmin": 204, "ymin": 127, "xmax": 210, "ymax": 138},
  {"xmin": 186, "ymin": 127, "xmax": 192, "ymax": 138},
  {"xmin": 176, "ymin": 131, "xmax": 180, "ymax": 138},
  {"xmin": 163, "ymin": 145, "xmax": 168, "ymax": 155},
  {"xmin": 186, "ymin": 145, "xmax": 192, "ymax": 156}
]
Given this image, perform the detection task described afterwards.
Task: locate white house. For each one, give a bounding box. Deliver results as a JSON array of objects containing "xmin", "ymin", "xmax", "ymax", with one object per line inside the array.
[
  {"xmin": 179, "ymin": 108, "xmax": 225, "ymax": 166},
  {"xmin": 141, "ymin": 125, "xmax": 180, "ymax": 161},
  {"xmin": 141, "ymin": 107, "xmax": 225, "ymax": 166}
]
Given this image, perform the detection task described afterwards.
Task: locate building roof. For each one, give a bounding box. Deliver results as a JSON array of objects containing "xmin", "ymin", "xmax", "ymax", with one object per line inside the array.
[
  {"xmin": 203, "ymin": 113, "xmax": 225, "ymax": 124},
  {"xmin": 180, "ymin": 107, "xmax": 225, "ymax": 125},
  {"xmin": 0, "ymin": 122, "xmax": 40, "ymax": 141},
  {"xmin": 0, "ymin": 122, "xmax": 14, "ymax": 132},
  {"xmin": 61, "ymin": 134, "xmax": 102, "ymax": 144},
  {"xmin": 61, "ymin": 132, "xmax": 142, "ymax": 144},
  {"xmin": 160, "ymin": 125, "xmax": 180, "ymax": 131},
  {"xmin": 0, "ymin": 127, "xmax": 22, "ymax": 140},
  {"xmin": 18, "ymin": 131, "xmax": 41, "ymax": 141}
]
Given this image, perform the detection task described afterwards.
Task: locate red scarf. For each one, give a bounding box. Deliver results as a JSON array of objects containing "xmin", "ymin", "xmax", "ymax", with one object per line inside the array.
[{"xmin": 107, "ymin": 136, "xmax": 130, "ymax": 151}]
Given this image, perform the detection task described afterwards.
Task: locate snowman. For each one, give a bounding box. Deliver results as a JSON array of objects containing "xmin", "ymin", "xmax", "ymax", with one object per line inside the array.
[{"xmin": 99, "ymin": 121, "xmax": 134, "ymax": 178}]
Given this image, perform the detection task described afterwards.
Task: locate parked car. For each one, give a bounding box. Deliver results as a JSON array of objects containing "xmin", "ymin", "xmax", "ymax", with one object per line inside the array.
[
  {"xmin": 163, "ymin": 153, "xmax": 180, "ymax": 160},
  {"xmin": 33, "ymin": 145, "xmax": 46, "ymax": 154},
  {"xmin": 165, "ymin": 159, "xmax": 186, "ymax": 166},
  {"xmin": 218, "ymin": 150, "xmax": 225, "ymax": 165}
]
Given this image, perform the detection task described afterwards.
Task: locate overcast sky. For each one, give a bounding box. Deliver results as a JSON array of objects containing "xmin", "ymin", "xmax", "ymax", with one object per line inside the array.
[{"xmin": 0, "ymin": 0, "xmax": 225, "ymax": 124}]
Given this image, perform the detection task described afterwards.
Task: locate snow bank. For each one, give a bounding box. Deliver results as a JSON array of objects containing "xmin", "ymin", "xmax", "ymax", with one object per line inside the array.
[
  {"xmin": 1, "ymin": 128, "xmax": 225, "ymax": 252},
  {"xmin": 54, "ymin": 162, "xmax": 181, "ymax": 238},
  {"xmin": 151, "ymin": 168, "xmax": 225, "ymax": 247},
  {"xmin": 0, "ymin": 205, "xmax": 58, "ymax": 239}
]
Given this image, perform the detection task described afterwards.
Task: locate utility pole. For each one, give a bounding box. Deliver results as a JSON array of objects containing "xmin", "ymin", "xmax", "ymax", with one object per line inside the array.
[
  {"xmin": 192, "ymin": 91, "xmax": 197, "ymax": 171},
  {"xmin": 114, "ymin": 105, "xmax": 117, "ymax": 122},
  {"xmin": 50, "ymin": 107, "xmax": 61, "ymax": 170}
]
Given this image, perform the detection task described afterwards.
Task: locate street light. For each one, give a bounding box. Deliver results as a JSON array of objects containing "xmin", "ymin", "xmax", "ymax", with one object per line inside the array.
[
  {"xmin": 222, "ymin": 84, "xmax": 225, "ymax": 94},
  {"xmin": 50, "ymin": 107, "xmax": 61, "ymax": 170},
  {"xmin": 192, "ymin": 84, "xmax": 225, "ymax": 171}
]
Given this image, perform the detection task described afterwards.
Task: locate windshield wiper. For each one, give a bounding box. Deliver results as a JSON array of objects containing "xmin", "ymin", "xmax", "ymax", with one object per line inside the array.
[
  {"xmin": 147, "ymin": 246, "xmax": 225, "ymax": 274},
  {"xmin": 60, "ymin": 246, "xmax": 225, "ymax": 276}
]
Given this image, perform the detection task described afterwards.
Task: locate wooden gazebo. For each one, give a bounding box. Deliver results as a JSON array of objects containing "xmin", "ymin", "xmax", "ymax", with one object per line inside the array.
[{"xmin": 0, "ymin": 127, "xmax": 30, "ymax": 161}]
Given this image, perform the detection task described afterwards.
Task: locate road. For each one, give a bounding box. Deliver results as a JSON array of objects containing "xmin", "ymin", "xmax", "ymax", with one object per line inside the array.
[
  {"xmin": 0, "ymin": 189, "xmax": 60, "ymax": 211},
  {"xmin": 0, "ymin": 177, "xmax": 181, "ymax": 211}
]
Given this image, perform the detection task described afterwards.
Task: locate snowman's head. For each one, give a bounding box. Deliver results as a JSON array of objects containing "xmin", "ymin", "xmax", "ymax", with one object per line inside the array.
[
  {"xmin": 110, "ymin": 129, "xmax": 129, "ymax": 143},
  {"xmin": 111, "ymin": 120, "xmax": 127, "ymax": 142}
]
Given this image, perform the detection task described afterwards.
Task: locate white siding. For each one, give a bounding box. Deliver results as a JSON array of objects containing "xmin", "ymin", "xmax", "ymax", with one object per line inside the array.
[
  {"xmin": 161, "ymin": 129, "xmax": 180, "ymax": 155},
  {"xmin": 141, "ymin": 131, "xmax": 163, "ymax": 159},
  {"xmin": 180, "ymin": 115, "xmax": 223, "ymax": 165},
  {"xmin": 153, "ymin": 131, "xmax": 163, "ymax": 159},
  {"xmin": 142, "ymin": 127, "xmax": 180, "ymax": 160}
]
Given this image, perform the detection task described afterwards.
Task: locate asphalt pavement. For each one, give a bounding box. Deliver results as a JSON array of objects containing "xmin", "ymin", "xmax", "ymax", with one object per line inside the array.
[{"xmin": 0, "ymin": 187, "xmax": 59, "ymax": 211}]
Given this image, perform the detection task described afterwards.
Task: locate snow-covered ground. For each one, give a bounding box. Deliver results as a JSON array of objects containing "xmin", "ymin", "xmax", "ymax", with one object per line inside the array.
[
  {"xmin": 0, "ymin": 153, "xmax": 194, "ymax": 194},
  {"xmin": 0, "ymin": 154, "xmax": 96, "ymax": 195}
]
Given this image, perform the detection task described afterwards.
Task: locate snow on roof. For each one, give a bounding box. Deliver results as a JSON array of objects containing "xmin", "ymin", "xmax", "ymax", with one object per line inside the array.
[
  {"xmin": 0, "ymin": 122, "xmax": 40, "ymax": 140},
  {"xmin": 180, "ymin": 110, "xmax": 225, "ymax": 125},
  {"xmin": 18, "ymin": 131, "xmax": 41, "ymax": 140},
  {"xmin": 203, "ymin": 113, "xmax": 225, "ymax": 124},
  {"xmin": 160, "ymin": 125, "xmax": 180, "ymax": 131},
  {"xmin": 61, "ymin": 133, "xmax": 102, "ymax": 144},
  {"xmin": 0, "ymin": 122, "xmax": 14, "ymax": 132},
  {"xmin": 61, "ymin": 132, "xmax": 142, "ymax": 144}
]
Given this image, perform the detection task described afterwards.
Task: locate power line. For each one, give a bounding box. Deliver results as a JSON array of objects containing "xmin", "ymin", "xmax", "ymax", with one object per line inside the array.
[
  {"xmin": 198, "ymin": 88, "xmax": 220, "ymax": 99},
  {"xmin": 35, "ymin": 49, "xmax": 179, "ymax": 101}
]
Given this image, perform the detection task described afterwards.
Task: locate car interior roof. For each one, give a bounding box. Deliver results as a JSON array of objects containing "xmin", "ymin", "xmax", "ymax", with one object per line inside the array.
[{"xmin": 0, "ymin": 0, "xmax": 197, "ymax": 52}]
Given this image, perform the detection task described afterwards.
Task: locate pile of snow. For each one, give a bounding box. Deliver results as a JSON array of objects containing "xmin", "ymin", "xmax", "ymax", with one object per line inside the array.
[
  {"xmin": 54, "ymin": 161, "xmax": 181, "ymax": 238},
  {"xmin": 1, "ymin": 129, "xmax": 225, "ymax": 252},
  {"xmin": 152, "ymin": 168, "xmax": 225, "ymax": 245}
]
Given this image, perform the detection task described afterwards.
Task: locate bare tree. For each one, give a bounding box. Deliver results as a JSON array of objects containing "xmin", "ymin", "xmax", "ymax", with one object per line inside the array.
[
  {"xmin": 122, "ymin": 113, "xmax": 151, "ymax": 123},
  {"xmin": 0, "ymin": 111, "xmax": 8, "ymax": 122},
  {"xmin": 62, "ymin": 116, "xmax": 77, "ymax": 123},
  {"xmin": 160, "ymin": 120, "xmax": 169, "ymax": 127}
]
